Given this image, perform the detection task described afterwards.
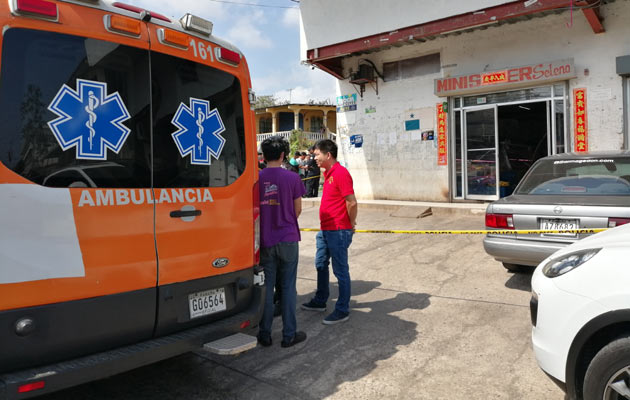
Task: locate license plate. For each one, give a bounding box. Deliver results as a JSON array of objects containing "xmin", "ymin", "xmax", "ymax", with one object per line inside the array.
[
  {"xmin": 539, "ymin": 218, "xmax": 579, "ymax": 236},
  {"xmin": 189, "ymin": 288, "xmax": 227, "ymax": 319}
]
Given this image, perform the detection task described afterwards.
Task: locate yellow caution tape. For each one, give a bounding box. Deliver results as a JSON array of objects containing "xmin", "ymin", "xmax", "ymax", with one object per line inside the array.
[
  {"xmin": 301, "ymin": 175, "xmax": 320, "ymax": 181},
  {"xmin": 300, "ymin": 228, "xmax": 608, "ymax": 235}
]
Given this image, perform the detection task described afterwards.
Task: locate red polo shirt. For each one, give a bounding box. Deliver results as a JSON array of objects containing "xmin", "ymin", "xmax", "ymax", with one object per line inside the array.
[{"xmin": 320, "ymin": 162, "xmax": 354, "ymax": 230}]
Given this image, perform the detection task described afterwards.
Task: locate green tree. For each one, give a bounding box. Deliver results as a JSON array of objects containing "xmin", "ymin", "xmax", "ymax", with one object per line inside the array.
[{"xmin": 289, "ymin": 129, "xmax": 313, "ymax": 155}]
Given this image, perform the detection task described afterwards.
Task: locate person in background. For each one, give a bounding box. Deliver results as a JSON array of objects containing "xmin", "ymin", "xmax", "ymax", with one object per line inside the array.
[
  {"xmin": 288, "ymin": 151, "xmax": 301, "ymax": 174},
  {"xmin": 301, "ymin": 139, "xmax": 357, "ymax": 325},
  {"xmin": 305, "ymin": 146, "xmax": 320, "ymax": 198},
  {"xmin": 257, "ymin": 136, "xmax": 307, "ymax": 347}
]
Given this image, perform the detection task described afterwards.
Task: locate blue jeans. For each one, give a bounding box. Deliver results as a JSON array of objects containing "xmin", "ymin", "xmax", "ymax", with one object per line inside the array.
[
  {"xmin": 259, "ymin": 242, "xmax": 299, "ymax": 342},
  {"xmin": 313, "ymin": 230, "xmax": 353, "ymax": 314}
]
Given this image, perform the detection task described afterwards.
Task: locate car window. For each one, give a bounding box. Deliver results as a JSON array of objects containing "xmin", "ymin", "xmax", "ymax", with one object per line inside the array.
[
  {"xmin": 0, "ymin": 28, "xmax": 151, "ymax": 188},
  {"xmin": 150, "ymin": 51, "xmax": 246, "ymax": 188},
  {"xmin": 516, "ymin": 157, "xmax": 630, "ymax": 195}
]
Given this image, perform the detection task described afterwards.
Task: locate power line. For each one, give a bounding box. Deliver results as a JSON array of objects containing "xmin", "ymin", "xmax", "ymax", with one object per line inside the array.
[{"xmin": 208, "ymin": 0, "xmax": 298, "ymax": 9}]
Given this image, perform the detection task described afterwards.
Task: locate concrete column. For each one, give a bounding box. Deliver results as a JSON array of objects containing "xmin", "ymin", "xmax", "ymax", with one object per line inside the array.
[
  {"xmin": 271, "ymin": 111, "xmax": 278, "ymax": 133},
  {"xmin": 323, "ymin": 111, "xmax": 328, "ymax": 132},
  {"xmin": 255, "ymin": 114, "xmax": 261, "ymax": 134},
  {"xmin": 293, "ymin": 110, "xmax": 301, "ymax": 130}
]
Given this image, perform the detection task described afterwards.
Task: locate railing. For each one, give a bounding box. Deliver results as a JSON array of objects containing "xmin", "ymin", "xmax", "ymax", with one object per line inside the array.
[{"xmin": 256, "ymin": 131, "xmax": 331, "ymax": 143}]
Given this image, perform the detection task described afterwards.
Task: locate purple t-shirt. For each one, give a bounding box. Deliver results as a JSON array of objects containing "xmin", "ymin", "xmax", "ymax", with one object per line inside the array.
[{"xmin": 259, "ymin": 167, "xmax": 306, "ymax": 248}]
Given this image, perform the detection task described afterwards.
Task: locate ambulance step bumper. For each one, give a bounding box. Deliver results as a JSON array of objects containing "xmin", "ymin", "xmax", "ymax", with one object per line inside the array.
[
  {"xmin": 0, "ymin": 285, "xmax": 264, "ymax": 400},
  {"xmin": 202, "ymin": 332, "xmax": 257, "ymax": 355}
]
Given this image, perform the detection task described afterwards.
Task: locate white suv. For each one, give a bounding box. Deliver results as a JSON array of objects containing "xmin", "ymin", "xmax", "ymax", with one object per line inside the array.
[{"xmin": 531, "ymin": 222, "xmax": 630, "ymax": 399}]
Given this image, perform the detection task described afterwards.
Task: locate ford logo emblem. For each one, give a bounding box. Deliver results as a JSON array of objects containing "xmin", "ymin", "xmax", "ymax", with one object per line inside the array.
[
  {"xmin": 212, "ymin": 258, "xmax": 229, "ymax": 268},
  {"xmin": 553, "ymin": 206, "xmax": 563, "ymax": 215}
]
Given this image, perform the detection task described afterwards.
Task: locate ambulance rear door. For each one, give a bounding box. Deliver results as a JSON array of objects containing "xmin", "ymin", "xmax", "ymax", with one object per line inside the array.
[
  {"xmin": 0, "ymin": 10, "xmax": 157, "ymax": 372},
  {"xmin": 147, "ymin": 27, "xmax": 256, "ymax": 335}
]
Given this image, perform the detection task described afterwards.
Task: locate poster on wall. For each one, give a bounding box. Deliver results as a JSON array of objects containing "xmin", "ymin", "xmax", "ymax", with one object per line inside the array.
[
  {"xmin": 436, "ymin": 103, "xmax": 447, "ymax": 165},
  {"xmin": 573, "ymin": 88, "xmax": 588, "ymax": 152},
  {"xmin": 337, "ymin": 94, "xmax": 357, "ymax": 113}
]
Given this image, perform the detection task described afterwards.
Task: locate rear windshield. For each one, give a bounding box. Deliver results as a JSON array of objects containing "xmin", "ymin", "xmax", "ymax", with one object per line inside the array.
[
  {"xmin": 0, "ymin": 28, "xmax": 246, "ymax": 189},
  {"xmin": 515, "ymin": 157, "xmax": 630, "ymax": 195}
]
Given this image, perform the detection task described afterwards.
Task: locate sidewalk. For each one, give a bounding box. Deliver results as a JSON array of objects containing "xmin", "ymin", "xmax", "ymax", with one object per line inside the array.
[{"xmin": 302, "ymin": 197, "xmax": 488, "ymax": 217}]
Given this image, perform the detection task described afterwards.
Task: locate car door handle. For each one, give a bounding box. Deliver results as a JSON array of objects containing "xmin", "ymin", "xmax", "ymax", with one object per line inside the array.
[{"xmin": 170, "ymin": 209, "xmax": 202, "ymax": 218}]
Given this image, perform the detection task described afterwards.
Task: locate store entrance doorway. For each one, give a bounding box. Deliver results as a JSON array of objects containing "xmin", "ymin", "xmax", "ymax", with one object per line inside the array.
[
  {"xmin": 454, "ymin": 85, "xmax": 566, "ymax": 201},
  {"xmin": 496, "ymin": 101, "xmax": 548, "ymax": 197}
]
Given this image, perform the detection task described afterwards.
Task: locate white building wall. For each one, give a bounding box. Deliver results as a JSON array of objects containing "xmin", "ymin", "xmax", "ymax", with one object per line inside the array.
[
  {"xmin": 333, "ymin": 1, "xmax": 630, "ymax": 201},
  {"xmin": 300, "ymin": 0, "xmax": 515, "ymax": 54}
]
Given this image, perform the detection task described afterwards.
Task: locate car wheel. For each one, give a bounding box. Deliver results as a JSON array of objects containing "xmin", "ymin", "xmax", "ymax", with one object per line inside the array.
[
  {"xmin": 583, "ymin": 336, "xmax": 630, "ymax": 400},
  {"xmin": 502, "ymin": 263, "xmax": 529, "ymax": 273}
]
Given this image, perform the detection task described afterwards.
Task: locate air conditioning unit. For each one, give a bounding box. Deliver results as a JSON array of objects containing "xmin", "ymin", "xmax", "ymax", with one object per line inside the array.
[{"xmin": 350, "ymin": 64, "xmax": 375, "ymax": 84}]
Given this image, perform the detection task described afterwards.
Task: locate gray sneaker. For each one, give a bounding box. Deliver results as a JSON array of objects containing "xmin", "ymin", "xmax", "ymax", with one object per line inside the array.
[{"xmin": 322, "ymin": 310, "xmax": 349, "ymax": 325}]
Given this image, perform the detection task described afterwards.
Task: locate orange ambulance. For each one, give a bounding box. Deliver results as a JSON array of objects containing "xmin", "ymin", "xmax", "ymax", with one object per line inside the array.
[{"xmin": 0, "ymin": 0, "xmax": 264, "ymax": 398}]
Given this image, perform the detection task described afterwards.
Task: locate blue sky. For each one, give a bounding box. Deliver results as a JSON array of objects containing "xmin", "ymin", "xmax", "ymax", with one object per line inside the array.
[{"xmin": 123, "ymin": 0, "xmax": 337, "ymax": 103}]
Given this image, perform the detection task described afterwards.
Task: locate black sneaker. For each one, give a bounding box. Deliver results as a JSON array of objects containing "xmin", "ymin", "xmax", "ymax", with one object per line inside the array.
[
  {"xmin": 257, "ymin": 334, "xmax": 272, "ymax": 347},
  {"xmin": 281, "ymin": 331, "xmax": 307, "ymax": 348},
  {"xmin": 301, "ymin": 299, "xmax": 326, "ymax": 311},
  {"xmin": 322, "ymin": 310, "xmax": 349, "ymax": 325}
]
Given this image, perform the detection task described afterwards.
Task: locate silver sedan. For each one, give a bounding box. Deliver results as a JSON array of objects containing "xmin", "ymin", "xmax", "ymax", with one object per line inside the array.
[{"xmin": 483, "ymin": 151, "xmax": 630, "ymax": 272}]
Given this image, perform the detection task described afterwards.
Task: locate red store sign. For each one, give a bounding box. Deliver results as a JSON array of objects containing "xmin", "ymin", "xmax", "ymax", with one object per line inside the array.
[
  {"xmin": 434, "ymin": 59, "xmax": 576, "ymax": 97},
  {"xmin": 437, "ymin": 103, "xmax": 447, "ymax": 166},
  {"xmin": 573, "ymin": 88, "xmax": 588, "ymax": 152}
]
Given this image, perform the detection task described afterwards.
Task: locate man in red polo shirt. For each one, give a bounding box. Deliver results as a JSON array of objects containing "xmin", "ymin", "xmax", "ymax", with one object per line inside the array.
[{"xmin": 301, "ymin": 139, "xmax": 358, "ymax": 324}]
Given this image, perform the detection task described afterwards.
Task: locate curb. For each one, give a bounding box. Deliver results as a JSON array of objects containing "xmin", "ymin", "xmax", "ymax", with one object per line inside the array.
[{"xmin": 301, "ymin": 197, "xmax": 487, "ymax": 217}]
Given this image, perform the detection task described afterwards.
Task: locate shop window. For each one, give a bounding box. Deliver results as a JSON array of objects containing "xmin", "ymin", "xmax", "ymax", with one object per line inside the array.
[{"xmin": 383, "ymin": 53, "xmax": 441, "ymax": 82}]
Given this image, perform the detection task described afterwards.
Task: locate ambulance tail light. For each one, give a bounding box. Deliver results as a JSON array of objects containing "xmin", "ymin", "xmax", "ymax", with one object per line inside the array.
[
  {"xmin": 216, "ymin": 47, "xmax": 241, "ymax": 66},
  {"xmin": 15, "ymin": 0, "xmax": 58, "ymax": 19},
  {"xmin": 18, "ymin": 380, "xmax": 45, "ymax": 393},
  {"xmin": 158, "ymin": 28, "xmax": 189, "ymax": 50},
  {"xmin": 253, "ymin": 181, "xmax": 260, "ymax": 265},
  {"xmin": 485, "ymin": 213, "xmax": 514, "ymax": 229},
  {"xmin": 180, "ymin": 13, "xmax": 213, "ymax": 36},
  {"xmin": 106, "ymin": 14, "xmax": 142, "ymax": 37}
]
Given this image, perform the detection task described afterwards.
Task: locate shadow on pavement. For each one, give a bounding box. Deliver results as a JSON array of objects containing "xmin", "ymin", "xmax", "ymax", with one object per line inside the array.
[
  {"xmin": 504, "ymin": 271, "xmax": 533, "ymax": 292},
  {"xmin": 38, "ymin": 280, "xmax": 430, "ymax": 400}
]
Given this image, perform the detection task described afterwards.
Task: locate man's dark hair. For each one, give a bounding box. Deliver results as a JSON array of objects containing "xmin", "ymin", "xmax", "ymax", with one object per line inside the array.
[
  {"xmin": 294, "ymin": 151, "xmax": 301, "ymax": 157},
  {"xmin": 261, "ymin": 136, "xmax": 289, "ymax": 162},
  {"xmin": 301, "ymin": 152, "xmax": 307, "ymax": 156},
  {"xmin": 315, "ymin": 139, "xmax": 337, "ymax": 159},
  {"xmin": 308, "ymin": 145, "xmax": 315, "ymax": 152}
]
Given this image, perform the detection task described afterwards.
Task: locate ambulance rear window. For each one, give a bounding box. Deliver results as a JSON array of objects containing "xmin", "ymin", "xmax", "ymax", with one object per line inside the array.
[
  {"xmin": 0, "ymin": 28, "xmax": 247, "ymax": 189},
  {"xmin": 0, "ymin": 28, "xmax": 151, "ymax": 188}
]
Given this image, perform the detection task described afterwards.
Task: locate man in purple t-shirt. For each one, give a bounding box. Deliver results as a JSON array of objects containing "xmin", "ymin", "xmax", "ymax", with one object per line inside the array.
[{"xmin": 257, "ymin": 136, "xmax": 307, "ymax": 348}]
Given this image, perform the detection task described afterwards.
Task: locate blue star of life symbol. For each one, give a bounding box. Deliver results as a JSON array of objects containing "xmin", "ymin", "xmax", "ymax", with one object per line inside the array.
[
  {"xmin": 171, "ymin": 98, "xmax": 226, "ymax": 166},
  {"xmin": 47, "ymin": 79, "xmax": 131, "ymax": 160}
]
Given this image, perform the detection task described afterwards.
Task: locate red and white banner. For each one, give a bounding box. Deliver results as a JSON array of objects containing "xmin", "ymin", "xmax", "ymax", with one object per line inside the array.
[
  {"xmin": 573, "ymin": 88, "xmax": 588, "ymax": 152},
  {"xmin": 437, "ymin": 103, "xmax": 447, "ymax": 166}
]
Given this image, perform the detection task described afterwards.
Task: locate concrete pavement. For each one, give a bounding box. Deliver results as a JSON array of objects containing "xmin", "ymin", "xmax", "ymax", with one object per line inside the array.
[{"xmin": 39, "ymin": 205, "xmax": 563, "ymax": 400}]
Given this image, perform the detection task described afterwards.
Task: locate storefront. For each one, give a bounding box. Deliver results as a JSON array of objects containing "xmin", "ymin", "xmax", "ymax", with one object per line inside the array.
[{"xmin": 436, "ymin": 59, "xmax": 576, "ymax": 201}]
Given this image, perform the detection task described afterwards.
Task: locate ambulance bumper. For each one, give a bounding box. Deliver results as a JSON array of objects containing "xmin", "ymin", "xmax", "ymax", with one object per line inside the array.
[{"xmin": 0, "ymin": 284, "xmax": 264, "ymax": 400}]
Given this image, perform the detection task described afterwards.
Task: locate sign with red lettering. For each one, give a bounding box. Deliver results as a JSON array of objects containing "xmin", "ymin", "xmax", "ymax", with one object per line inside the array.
[
  {"xmin": 436, "ymin": 103, "xmax": 447, "ymax": 166},
  {"xmin": 573, "ymin": 88, "xmax": 588, "ymax": 152},
  {"xmin": 434, "ymin": 59, "xmax": 576, "ymax": 96}
]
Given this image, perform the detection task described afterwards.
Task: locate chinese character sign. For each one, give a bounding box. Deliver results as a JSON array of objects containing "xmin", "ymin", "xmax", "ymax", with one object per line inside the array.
[
  {"xmin": 436, "ymin": 103, "xmax": 447, "ymax": 166},
  {"xmin": 573, "ymin": 88, "xmax": 588, "ymax": 152}
]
